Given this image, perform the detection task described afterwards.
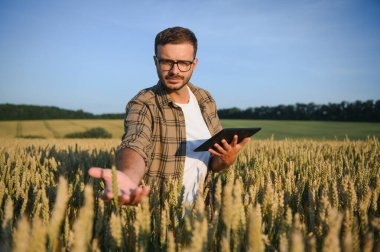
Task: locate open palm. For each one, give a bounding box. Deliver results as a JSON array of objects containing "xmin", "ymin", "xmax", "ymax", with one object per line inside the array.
[{"xmin": 88, "ymin": 167, "xmax": 150, "ymax": 205}]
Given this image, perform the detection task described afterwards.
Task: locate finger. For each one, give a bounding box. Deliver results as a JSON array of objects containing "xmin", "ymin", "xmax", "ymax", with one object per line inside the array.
[
  {"xmin": 238, "ymin": 137, "xmax": 251, "ymax": 147},
  {"xmin": 141, "ymin": 186, "xmax": 150, "ymax": 197},
  {"xmin": 127, "ymin": 189, "xmax": 138, "ymax": 205},
  {"xmin": 208, "ymin": 148, "xmax": 221, "ymax": 156},
  {"xmin": 88, "ymin": 167, "xmax": 111, "ymax": 179},
  {"xmin": 231, "ymin": 135, "xmax": 238, "ymax": 147},
  {"xmin": 119, "ymin": 194, "xmax": 131, "ymax": 205},
  {"xmin": 131, "ymin": 187, "xmax": 143, "ymax": 205},
  {"xmin": 101, "ymin": 191, "xmax": 114, "ymax": 201},
  {"xmin": 221, "ymin": 139, "xmax": 232, "ymax": 150},
  {"xmin": 135, "ymin": 186, "xmax": 150, "ymax": 204},
  {"xmin": 134, "ymin": 187, "xmax": 147, "ymax": 205},
  {"xmin": 214, "ymin": 143, "xmax": 227, "ymax": 154},
  {"xmin": 137, "ymin": 186, "xmax": 150, "ymax": 204},
  {"xmin": 119, "ymin": 187, "xmax": 150, "ymax": 206}
]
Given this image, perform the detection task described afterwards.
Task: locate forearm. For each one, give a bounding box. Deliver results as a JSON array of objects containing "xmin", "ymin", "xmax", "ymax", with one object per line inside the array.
[{"xmin": 116, "ymin": 148, "xmax": 146, "ymax": 185}]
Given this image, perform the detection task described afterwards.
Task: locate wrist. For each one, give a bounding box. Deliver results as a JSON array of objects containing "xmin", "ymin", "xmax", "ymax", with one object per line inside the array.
[{"xmin": 211, "ymin": 155, "xmax": 231, "ymax": 172}]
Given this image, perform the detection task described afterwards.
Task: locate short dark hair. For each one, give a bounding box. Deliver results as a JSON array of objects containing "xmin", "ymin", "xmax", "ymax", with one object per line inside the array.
[{"xmin": 154, "ymin": 27, "xmax": 198, "ymax": 57}]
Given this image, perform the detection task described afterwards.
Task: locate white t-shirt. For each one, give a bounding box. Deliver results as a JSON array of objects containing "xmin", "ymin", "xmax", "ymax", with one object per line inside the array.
[{"xmin": 175, "ymin": 87, "xmax": 212, "ymax": 203}]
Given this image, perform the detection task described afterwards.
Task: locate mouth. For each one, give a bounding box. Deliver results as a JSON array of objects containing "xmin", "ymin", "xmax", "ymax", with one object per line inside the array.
[{"xmin": 166, "ymin": 75, "xmax": 184, "ymax": 81}]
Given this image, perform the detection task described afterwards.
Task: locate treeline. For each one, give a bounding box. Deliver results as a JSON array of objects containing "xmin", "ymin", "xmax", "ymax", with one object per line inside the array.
[
  {"xmin": 1, "ymin": 100, "xmax": 380, "ymax": 121},
  {"xmin": 218, "ymin": 100, "xmax": 380, "ymax": 122},
  {"xmin": 0, "ymin": 104, "xmax": 124, "ymax": 120}
]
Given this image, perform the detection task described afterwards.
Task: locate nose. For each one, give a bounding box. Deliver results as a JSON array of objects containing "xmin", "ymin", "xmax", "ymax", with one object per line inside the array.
[{"xmin": 169, "ymin": 62, "xmax": 180, "ymax": 75}]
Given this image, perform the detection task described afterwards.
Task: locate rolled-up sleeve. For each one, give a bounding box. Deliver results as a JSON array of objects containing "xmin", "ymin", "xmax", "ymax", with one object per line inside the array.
[{"xmin": 118, "ymin": 99, "xmax": 153, "ymax": 167}]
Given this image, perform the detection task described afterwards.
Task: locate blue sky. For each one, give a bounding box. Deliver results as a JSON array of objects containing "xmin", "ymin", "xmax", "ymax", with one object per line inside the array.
[{"xmin": 0, "ymin": 0, "xmax": 379, "ymax": 114}]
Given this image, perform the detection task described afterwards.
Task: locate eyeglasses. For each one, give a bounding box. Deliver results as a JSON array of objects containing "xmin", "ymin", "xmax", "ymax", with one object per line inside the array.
[{"xmin": 154, "ymin": 56, "xmax": 194, "ymax": 72}]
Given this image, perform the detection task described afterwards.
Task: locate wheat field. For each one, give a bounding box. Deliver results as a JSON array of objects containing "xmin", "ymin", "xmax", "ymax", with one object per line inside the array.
[
  {"xmin": 0, "ymin": 138, "xmax": 379, "ymax": 251},
  {"xmin": 1, "ymin": 119, "xmax": 380, "ymax": 140}
]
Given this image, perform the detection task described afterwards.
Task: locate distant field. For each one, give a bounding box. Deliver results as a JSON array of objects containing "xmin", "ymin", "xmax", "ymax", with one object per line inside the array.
[
  {"xmin": 221, "ymin": 119, "xmax": 380, "ymax": 140},
  {"xmin": 0, "ymin": 119, "xmax": 124, "ymax": 139},
  {"xmin": 0, "ymin": 119, "xmax": 379, "ymax": 140}
]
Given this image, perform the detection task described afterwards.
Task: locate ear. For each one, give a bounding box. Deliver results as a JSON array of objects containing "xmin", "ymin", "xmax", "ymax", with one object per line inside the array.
[
  {"xmin": 153, "ymin": 56, "xmax": 157, "ymax": 66},
  {"xmin": 192, "ymin": 58, "xmax": 198, "ymax": 70}
]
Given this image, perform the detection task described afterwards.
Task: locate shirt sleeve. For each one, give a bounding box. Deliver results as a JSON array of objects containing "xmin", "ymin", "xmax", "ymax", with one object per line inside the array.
[
  {"xmin": 118, "ymin": 99, "xmax": 153, "ymax": 167},
  {"xmin": 202, "ymin": 89, "xmax": 223, "ymax": 135},
  {"xmin": 211, "ymin": 99, "xmax": 223, "ymax": 135}
]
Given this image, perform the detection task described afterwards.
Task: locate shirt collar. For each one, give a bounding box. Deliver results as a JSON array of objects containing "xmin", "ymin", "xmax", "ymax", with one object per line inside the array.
[{"xmin": 154, "ymin": 81, "xmax": 198, "ymax": 108}]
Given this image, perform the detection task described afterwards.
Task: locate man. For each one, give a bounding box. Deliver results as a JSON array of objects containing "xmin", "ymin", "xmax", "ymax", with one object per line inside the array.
[{"xmin": 89, "ymin": 27, "xmax": 250, "ymax": 205}]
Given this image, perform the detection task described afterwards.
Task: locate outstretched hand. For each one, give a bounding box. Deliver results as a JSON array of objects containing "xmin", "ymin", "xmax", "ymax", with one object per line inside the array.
[
  {"xmin": 88, "ymin": 167, "xmax": 150, "ymax": 205},
  {"xmin": 208, "ymin": 135, "xmax": 251, "ymax": 167}
]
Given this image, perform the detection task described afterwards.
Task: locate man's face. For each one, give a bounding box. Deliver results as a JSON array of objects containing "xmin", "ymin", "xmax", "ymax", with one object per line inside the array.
[{"xmin": 154, "ymin": 43, "xmax": 198, "ymax": 93}]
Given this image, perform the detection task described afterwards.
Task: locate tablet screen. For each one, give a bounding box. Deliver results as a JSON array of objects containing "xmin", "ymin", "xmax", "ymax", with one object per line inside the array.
[{"xmin": 194, "ymin": 128, "xmax": 261, "ymax": 152}]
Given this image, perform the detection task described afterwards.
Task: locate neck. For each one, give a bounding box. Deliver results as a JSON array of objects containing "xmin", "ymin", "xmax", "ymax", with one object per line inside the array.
[{"xmin": 168, "ymin": 86, "xmax": 190, "ymax": 104}]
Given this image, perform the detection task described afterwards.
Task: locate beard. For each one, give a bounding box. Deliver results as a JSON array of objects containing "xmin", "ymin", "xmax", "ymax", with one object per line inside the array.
[{"xmin": 158, "ymin": 71, "xmax": 192, "ymax": 92}]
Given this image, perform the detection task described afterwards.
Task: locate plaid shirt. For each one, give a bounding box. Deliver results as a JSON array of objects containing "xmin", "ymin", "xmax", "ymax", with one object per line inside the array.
[{"xmin": 119, "ymin": 81, "xmax": 222, "ymax": 182}]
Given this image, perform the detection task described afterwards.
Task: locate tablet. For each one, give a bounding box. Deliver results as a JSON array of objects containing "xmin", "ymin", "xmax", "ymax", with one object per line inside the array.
[{"xmin": 194, "ymin": 128, "xmax": 261, "ymax": 152}]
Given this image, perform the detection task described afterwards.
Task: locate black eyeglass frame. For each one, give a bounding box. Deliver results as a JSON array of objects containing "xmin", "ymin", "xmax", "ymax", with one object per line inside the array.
[{"xmin": 154, "ymin": 56, "xmax": 195, "ymax": 72}]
